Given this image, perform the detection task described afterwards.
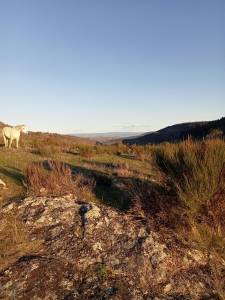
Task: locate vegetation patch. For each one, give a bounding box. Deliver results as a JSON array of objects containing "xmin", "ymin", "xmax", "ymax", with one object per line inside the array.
[
  {"xmin": 154, "ymin": 139, "xmax": 225, "ymax": 216},
  {"xmin": 25, "ymin": 160, "xmax": 95, "ymax": 199},
  {"xmin": 0, "ymin": 213, "xmax": 41, "ymax": 271}
]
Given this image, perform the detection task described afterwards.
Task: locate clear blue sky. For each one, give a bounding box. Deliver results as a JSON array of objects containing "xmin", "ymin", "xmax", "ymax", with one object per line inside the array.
[{"xmin": 1, "ymin": 0, "xmax": 225, "ymax": 133}]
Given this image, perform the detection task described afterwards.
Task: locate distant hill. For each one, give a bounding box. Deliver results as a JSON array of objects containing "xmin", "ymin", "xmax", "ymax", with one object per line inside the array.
[
  {"xmin": 123, "ymin": 117, "xmax": 225, "ymax": 145},
  {"xmin": 72, "ymin": 132, "xmax": 143, "ymax": 143}
]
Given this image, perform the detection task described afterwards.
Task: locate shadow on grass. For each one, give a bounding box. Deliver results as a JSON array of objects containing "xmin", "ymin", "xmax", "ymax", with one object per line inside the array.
[
  {"xmin": 65, "ymin": 150, "xmax": 80, "ymax": 156},
  {"xmin": 81, "ymin": 159, "xmax": 116, "ymax": 170},
  {"xmin": 28, "ymin": 160, "xmax": 130, "ymax": 211},
  {"xmin": 21, "ymin": 160, "xmax": 179, "ymax": 220},
  {"xmin": 69, "ymin": 162, "xmax": 178, "ymax": 216},
  {"xmin": 0, "ymin": 166, "xmax": 25, "ymax": 185},
  {"xmin": 79, "ymin": 165, "xmax": 181, "ymax": 227},
  {"xmin": 68, "ymin": 164, "xmax": 131, "ymax": 211}
]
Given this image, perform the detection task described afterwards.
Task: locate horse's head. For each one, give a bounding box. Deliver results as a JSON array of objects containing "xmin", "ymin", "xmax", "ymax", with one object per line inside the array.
[
  {"xmin": 18, "ymin": 125, "xmax": 28, "ymax": 134},
  {"xmin": 22, "ymin": 125, "xmax": 28, "ymax": 134}
]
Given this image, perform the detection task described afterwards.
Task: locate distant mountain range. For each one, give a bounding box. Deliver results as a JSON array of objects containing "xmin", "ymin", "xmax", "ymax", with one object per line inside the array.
[
  {"xmin": 123, "ymin": 117, "xmax": 225, "ymax": 145},
  {"xmin": 71, "ymin": 132, "xmax": 143, "ymax": 142}
]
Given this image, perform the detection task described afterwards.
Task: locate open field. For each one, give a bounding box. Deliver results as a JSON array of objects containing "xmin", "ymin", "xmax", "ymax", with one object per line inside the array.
[{"xmin": 0, "ymin": 132, "xmax": 155, "ymax": 207}]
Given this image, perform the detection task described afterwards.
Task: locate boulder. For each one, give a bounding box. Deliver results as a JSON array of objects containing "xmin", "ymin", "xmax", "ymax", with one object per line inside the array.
[{"xmin": 0, "ymin": 195, "xmax": 217, "ymax": 299}]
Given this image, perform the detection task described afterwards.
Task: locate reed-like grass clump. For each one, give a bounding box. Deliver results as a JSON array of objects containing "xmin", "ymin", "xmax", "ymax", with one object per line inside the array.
[{"xmin": 154, "ymin": 139, "xmax": 225, "ymax": 216}]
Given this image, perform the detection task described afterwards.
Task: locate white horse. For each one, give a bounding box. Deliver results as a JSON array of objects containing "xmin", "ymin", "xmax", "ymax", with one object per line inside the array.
[{"xmin": 2, "ymin": 125, "xmax": 28, "ymax": 149}]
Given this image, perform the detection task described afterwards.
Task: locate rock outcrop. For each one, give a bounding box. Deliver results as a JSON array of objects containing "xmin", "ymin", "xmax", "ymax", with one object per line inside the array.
[{"xmin": 0, "ymin": 196, "xmax": 217, "ymax": 299}]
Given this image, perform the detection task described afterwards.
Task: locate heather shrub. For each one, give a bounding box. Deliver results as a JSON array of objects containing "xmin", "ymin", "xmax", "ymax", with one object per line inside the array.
[
  {"xmin": 25, "ymin": 160, "xmax": 95, "ymax": 198},
  {"xmin": 25, "ymin": 160, "xmax": 75, "ymax": 196}
]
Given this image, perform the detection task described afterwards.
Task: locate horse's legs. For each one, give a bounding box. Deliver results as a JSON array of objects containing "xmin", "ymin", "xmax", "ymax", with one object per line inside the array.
[
  {"xmin": 16, "ymin": 138, "xmax": 19, "ymax": 149},
  {"xmin": 3, "ymin": 135, "xmax": 7, "ymax": 148},
  {"xmin": 8, "ymin": 138, "xmax": 13, "ymax": 149}
]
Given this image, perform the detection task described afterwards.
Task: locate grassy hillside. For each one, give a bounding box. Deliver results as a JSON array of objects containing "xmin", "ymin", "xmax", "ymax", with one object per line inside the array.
[
  {"xmin": 0, "ymin": 127, "xmax": 152, "ymax": 205},
  {"xmin": 0, "ymin": 125, "xmax": 225, "ymax": 298}
]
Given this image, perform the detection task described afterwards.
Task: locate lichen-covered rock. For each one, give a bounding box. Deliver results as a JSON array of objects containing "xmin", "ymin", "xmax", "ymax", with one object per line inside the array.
[{"xmin": 0, "ymin": 196, "xmax": 216, "ymax": 299}]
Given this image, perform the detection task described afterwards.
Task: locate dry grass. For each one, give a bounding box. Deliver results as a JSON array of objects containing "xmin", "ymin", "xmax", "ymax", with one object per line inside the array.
[
  {"xmin": 34, "ymin": 145, "xmax": 62, "ymax": 157},
  {"xmin": 73, "ymin": 173, "xmax": 96, "ymax": 201},
  {"xmin": 0, "ymin": 213, "xmax": 41, "ymax": 271},
  {"xmin": 77, "ymin": 145, "xmax": 96, "ymax": 159},
  {"xmin": 113, "ymin": 162, "xmax": 133, "ymax": 177},
  {"xmin": 131, "ymin": 145, "xmax": 152, "ymax": 161},
  {"xmin": 25, "ymin": 160, "xmax": 75, "ymax": 197},
  {"xmin": 207, "ymin": 165, "xmax": 225, "ymax": 235},
  {"xmin": 152, "ymin": 139, "xmax": 225, "ymax": 239},
  {"xmin": 21, "ymin": 131, "xmax": 93, "ymax": 150},
  {"xmin": 25, "ymin": 160, "xmax": 96, "ymax": 200},
  {"xmin": 152, "ymin": 138, "xmax": 225, "ymax": 298},
  {"xmin": 154, "ymin": 139, "xmax": 225, "ymax": 215}
]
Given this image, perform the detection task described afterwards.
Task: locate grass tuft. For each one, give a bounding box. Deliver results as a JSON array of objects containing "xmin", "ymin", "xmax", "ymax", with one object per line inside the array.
[
  {"xmin": 154, "ymin": 139, "xmax": 225, "ymax": 215},
  {"xmin": 25, "ymin": 160, "xmax": 95, "ymax": 200},
  {"xmin": 0, "ymin": 213, "xmax": 41, "ymax": 271}
]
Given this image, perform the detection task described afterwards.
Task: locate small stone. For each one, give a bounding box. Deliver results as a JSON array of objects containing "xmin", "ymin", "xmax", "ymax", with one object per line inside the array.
[
  {"xmin": 0, "ymin": 178, "xmax": 6, "ymax": 188},
  {"xmin": 187, "ymin": 250, "xmax": 205, "ymax": 263},
  {"xmin": 93, "ymin": 242, "xmax": 103, "ymax": 252},
  {"xmin": 110, "ymin": 258, "xmax": 120, "ymax": 266},
  {"xmin": 164, "ymin": 283, "xmax": 172, "ymax": 293},
  {"xmin": 40, "ymin": 187, "xmax": 46, "ymax": 193},
  {"xmin": 31, "ymin": 262, "xmax": 39, "ymax": 271},
  {"xmin": 6, "ymin": 203, "xmax": 14, "ymax": 210}
]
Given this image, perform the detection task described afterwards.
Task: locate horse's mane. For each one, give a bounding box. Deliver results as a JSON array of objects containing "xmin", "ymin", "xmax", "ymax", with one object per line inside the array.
[{"xmin": 14, "ymin": 125, "xmax": 26, "ymax": 129}]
